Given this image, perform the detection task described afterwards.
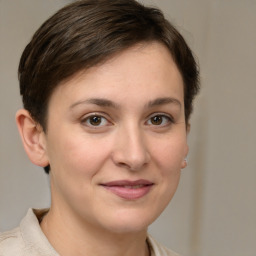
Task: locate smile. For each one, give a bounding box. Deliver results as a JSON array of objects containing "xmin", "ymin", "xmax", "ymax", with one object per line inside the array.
[{"xmin": 100, "ymin": 180, "xmax": 154, "ymax": 200}]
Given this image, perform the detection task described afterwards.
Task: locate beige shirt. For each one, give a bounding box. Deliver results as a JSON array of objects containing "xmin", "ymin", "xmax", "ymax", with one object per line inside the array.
[{"xmin": 0, "ymin": 209, "xmax": 180, "ymax": 256}]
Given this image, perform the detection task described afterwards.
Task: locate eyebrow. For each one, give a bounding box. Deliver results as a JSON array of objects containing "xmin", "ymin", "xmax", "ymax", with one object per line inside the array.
[
  {"xmin": 69, "ymin": 98, "xmax": 119, "ymax": 109},
  {"xmin": 69, "ymin": 97, "xmax": 181, "ymax": 110},
  {"xmin": 146, "ymin": 97, "xmax": 182, "ymax": 109}
]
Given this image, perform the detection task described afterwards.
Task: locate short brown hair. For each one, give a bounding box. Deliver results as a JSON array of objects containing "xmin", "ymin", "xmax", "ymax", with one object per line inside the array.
[{"xmin": 18, "ymin": 0, "xmax": 200, "ymax": 173}]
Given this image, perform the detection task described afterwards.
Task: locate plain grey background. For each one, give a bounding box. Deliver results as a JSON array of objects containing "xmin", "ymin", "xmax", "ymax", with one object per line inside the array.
[{"xmin": 1, "ymin": 1, "xmax": 256, "ymax": 256}]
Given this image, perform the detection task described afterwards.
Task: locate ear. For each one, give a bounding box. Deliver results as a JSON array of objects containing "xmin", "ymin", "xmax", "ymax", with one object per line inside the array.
[
  {"xmin": 16, "ymin": 109, "xmax": 49, "ymax": 167},
  {"xmin": 181, "ymin": 121, "xmax": 190, "ymax": 169},
  {"xmin": 181, "ymin": 143, "xmax": 189, "ymax": 169}
]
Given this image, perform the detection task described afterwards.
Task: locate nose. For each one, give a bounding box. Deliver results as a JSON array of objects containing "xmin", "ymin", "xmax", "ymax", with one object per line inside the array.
[{"xmin": 111, "ymin": 124, "xmax": 150, "ymax": 171}]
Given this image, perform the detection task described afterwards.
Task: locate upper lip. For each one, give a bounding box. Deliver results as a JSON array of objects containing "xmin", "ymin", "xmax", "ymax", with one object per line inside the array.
[{"xmin": 100, "ymin": 179, "xmax": 154, "ymax": 186}]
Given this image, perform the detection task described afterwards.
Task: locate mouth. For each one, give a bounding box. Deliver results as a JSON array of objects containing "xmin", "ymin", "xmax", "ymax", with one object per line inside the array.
[{"xmin": 100, "ymin": 179, "xmax": 154, "ymax": 200}]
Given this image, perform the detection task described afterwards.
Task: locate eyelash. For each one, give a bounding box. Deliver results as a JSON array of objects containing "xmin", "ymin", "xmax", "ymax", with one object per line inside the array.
[
  {"xmin": 80, "ymin": 113, "xmax": 174, "ymax": 129},
  {"xmin": 145, "ymin": 113, "xmax": 174, "ymax": 127},
  {"xmin": 81, "ymin": 113, "xmax": 111, "ymax": 128}
]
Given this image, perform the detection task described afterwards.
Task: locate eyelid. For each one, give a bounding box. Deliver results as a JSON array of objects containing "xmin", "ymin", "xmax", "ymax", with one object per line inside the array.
[
  {"xmin": 145, "ymin": 112, "xmax": 175, "ymax": 126},
  {"xmin": 80, "ymin": 112, "xmax": 113, "ymax": 128}
]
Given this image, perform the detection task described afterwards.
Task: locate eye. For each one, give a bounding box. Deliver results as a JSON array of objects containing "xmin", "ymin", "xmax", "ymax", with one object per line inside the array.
[
  {"xmin": 146, "ymin": 114, "xmax": 173, "ymax": 126},
  {"xmin": 81, "ymin": 114, "xmax": 110, "ymax": 127}
]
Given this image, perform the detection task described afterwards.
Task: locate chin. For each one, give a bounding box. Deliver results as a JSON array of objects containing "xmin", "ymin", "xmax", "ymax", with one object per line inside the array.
[
  {"xmin": 105, "ymin": 221, "xmax": 149, "ymax": 235},
  {"xmin": 99, "ymin": 209, "xmax": 159, "ymax": 234}
]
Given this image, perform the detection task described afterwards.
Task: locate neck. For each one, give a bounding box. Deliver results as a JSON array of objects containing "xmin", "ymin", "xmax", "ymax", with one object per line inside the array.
[{"xmin": 40, "ymin": 206, "xmax": 150, "ymax": 256}]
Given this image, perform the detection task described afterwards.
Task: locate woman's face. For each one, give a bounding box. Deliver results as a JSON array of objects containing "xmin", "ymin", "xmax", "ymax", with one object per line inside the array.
[{"xmin": 44, "ymin": 42, "xmax": 188, "ymax": 234}]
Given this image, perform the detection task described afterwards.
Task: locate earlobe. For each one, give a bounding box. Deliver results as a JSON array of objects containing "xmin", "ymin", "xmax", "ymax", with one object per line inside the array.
[
  {"xmin": 181, "ymin": 144, "xmax": 189, "ymax": 169},
  {"xmin": 181, "ymin": 123, "xmax": 190, "ymax": 169},
  {"xmin": 181, "ymin": 157, "xmax": 188, "ymax": 169},
  {"xmin": 16, "ymin": 109, "xmax": 49, "ymax": 167}
]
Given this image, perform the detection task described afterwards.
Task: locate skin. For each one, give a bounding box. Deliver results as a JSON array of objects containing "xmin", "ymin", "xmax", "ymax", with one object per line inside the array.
[{"xmin": 16, "ymin": 42, "xmax": 188, "ymax": 256}]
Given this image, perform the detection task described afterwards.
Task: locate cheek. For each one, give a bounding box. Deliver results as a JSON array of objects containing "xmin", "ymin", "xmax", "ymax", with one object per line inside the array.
[
  {"xmin": 152, "ymin": 136, "xmax": 187, "ymax": 172},
  {"xmin": 151, "ymin": 135, "xmax": 186, "ymax": 199},
  {"xmin": 149, "ymin": 139, "xmax": 183, "ymax": 218},
  {"xmin": 47, "ymin": 133, "xmax": 111, "ymax": 209},
  {"xmin": 47, "ymin": 130, "xmax": 110, "ymax": 183}
]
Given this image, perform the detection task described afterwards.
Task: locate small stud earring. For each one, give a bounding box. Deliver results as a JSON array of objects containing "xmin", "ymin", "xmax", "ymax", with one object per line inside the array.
[{"xmin": 182, "ymin": 157, "xmax": 188, "ymax": 169}]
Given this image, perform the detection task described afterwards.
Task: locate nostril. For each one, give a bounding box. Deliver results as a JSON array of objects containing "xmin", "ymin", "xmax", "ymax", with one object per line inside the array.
[
  {"xmin": 114, "ymin": 155, "xmax": 150, "ymax": 171},
  {"xmin": 117, "ymin": 162, "xmax": 129, "ymax": 168}
]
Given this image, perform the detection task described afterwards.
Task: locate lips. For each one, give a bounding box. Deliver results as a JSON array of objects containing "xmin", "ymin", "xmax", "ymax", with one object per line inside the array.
[{"xmin": 100, "ymin": 179, "xmax": 154, "ymax": 200}]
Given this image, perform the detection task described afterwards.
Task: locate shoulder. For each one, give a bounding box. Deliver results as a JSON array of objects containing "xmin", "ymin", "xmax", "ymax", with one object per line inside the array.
[
  {"xmin": 147, "ymin": 235, "xmax": 181, "ymax": 256},
  {"xmin": 0, "ymin": 227, "xmax": 26, "ymax": 256},
  {"xmin": 0, "ymin": 208, "xmax": 55, "ymax": 256}
]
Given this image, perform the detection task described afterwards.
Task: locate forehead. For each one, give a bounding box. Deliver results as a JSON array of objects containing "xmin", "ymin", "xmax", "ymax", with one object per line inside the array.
[{"xmin": 48, "ymin": 42, "xmax": 184, "ymax": 109}]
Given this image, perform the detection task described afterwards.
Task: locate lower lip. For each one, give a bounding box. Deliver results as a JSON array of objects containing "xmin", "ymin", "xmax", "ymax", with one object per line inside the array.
[{"xmin": 102, "ymin": 185, "xmax": 153, "ymax": 200}]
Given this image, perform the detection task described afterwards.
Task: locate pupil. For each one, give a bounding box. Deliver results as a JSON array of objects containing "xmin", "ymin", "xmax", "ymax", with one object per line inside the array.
[
  {"xmin": 152, "ymin": 116, "xmax": 162, "ymax": 125},
  {"xmin": 90, "ymin": 116, "xmax": 101, "ymax": 125}
]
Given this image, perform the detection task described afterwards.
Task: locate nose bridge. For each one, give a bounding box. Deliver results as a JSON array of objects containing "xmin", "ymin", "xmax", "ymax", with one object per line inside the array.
[{"xmin": 113, "ymin": 121, "xmax": 150, "ymax": 170}]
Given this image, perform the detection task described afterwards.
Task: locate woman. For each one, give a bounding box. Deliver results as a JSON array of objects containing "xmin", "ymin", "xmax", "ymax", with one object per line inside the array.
[{"xmin": 0, "ymin": 0, "xmax": 199, "ymax": 255}]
